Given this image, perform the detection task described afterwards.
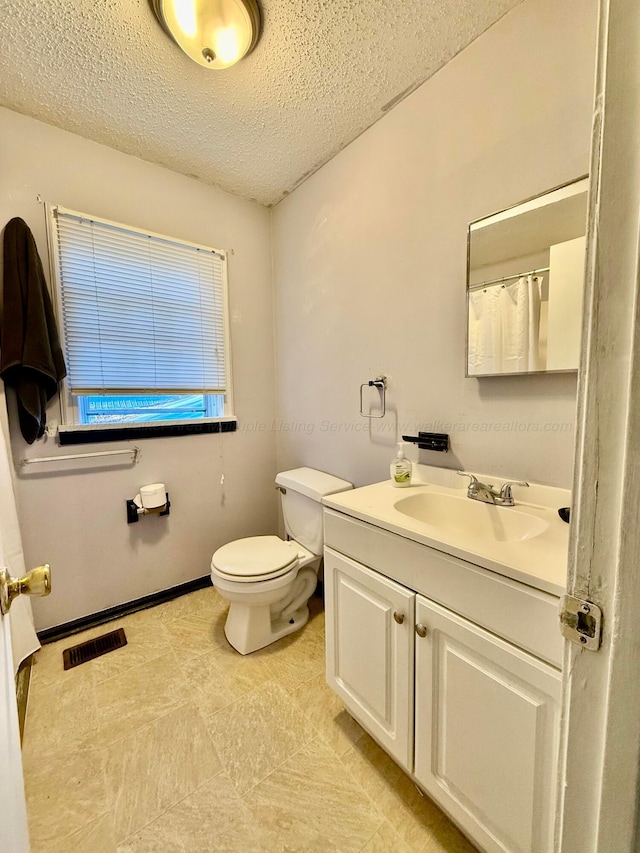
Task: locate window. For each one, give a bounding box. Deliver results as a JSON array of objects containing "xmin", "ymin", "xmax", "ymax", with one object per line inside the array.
[
  {"xmin": 47, "ymin": 206, "xmax": 234, "ymax": 442},
  {"xmin": 78, "ymin": 394, "xmax": 223, "ymax": 425}
]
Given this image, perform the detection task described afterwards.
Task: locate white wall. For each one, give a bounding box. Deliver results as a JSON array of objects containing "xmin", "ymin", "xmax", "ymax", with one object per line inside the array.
[
  {"xmin": 272, "ymin": 0, "xmax": 598, "ymax": 490},
  {"xmin": 0, "ymin": 108, "xmax": 278, "ymax": 630},
  {"xmin": 547, "ymin": 236, "xmax": 587, "ymax": 370}
]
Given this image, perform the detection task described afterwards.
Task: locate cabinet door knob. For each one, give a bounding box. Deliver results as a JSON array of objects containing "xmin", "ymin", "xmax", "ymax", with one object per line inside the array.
[
  {"xmin": 415, "ymin": 623, "xmax": 428, "ymax": 638},
  {"xmin": 393, "ymin": 611, "xmax": 405, "ymax": 625}
]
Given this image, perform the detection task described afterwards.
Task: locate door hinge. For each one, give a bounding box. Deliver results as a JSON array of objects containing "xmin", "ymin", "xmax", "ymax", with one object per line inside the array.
[{"xmin": 560, "ymin": 595, "xmax": 602, "ymax": 651}]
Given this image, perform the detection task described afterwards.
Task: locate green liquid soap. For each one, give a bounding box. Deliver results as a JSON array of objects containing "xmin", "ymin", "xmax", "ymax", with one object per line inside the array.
[{"xmin": 390, "ymin": 442, "xmax": 412, "ymax": 488}]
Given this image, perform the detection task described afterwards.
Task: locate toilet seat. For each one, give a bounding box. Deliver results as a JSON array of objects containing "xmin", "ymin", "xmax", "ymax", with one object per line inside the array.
[{"xmin": 211, "ymin": 536, "xmax": 298, "ymax": 582}]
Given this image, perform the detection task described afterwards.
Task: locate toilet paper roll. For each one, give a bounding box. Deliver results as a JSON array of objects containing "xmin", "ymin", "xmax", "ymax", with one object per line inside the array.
[{"xmin": 140, "ymin": 483, "xmax": 166, "ymax": 509}]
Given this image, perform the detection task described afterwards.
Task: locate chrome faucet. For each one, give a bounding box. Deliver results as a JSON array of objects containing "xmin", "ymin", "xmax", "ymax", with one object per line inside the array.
[{"xmin": 457, "ymin": 471, "xmax": 529, "ymax": 507}]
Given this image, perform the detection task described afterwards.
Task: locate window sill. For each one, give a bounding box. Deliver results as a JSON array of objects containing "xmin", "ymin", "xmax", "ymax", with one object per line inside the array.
[{"xmin": 57, "ymin": 418, "xmax": 237, "ymax": 446}]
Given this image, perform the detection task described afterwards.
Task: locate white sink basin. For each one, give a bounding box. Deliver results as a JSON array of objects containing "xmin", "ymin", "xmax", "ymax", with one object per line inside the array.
[
  {"xmin": 393, "ymin": 492, "xmax": 549, "ymax": 543},
  {"xmin": 322, "ymin": 466, "xmax": 571, "ymax": 596}
]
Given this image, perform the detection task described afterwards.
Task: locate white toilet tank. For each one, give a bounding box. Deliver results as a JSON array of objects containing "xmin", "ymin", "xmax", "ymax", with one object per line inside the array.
[{"xmin": 275, "ymin": 467, "xmax": 352, "ymax": 555}]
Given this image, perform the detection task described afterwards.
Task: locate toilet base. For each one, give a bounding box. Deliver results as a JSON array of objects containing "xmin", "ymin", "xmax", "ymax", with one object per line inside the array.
[{"xmin": 224, "ymin": 602, "xmax": 310, "ymax": 655}]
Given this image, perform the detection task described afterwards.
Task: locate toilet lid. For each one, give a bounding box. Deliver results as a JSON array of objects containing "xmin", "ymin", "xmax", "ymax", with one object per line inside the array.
[{"xmin": 212, "ymin": 536, "xmax": 298, "ymax": 579}]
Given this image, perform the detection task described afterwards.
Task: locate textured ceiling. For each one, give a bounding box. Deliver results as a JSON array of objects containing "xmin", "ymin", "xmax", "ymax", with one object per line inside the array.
[{"xmin": 0, "ymin": 0, "xmax": 521, "ymax": 206}]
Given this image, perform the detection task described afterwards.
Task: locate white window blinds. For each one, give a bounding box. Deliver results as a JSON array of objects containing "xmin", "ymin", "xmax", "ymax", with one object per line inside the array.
[{"xmin": 51, "ymin": 208, "xmax": 229, "ymax": 395}]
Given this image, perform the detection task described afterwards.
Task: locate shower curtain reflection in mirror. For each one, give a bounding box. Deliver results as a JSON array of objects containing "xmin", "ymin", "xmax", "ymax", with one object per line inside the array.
[{"xmin": 468, "ymin": 275, "xmax": 542, "ymax": 375}]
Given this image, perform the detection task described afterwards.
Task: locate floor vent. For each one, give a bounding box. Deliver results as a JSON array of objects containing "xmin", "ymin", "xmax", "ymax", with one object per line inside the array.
[{"xmin": 62, "ymin": 628, "xmax": 127, "ymax": 670}]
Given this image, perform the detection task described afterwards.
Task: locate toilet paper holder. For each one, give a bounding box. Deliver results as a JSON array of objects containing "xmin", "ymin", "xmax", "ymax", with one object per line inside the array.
[{"xmin": 126, "ymin": 488, "xmax": 171, "ymax": 524}]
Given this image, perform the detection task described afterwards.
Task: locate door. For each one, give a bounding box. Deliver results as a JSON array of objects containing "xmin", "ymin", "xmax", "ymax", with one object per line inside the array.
[
  {"xmin": 0, "ymin": 586, "xmax": 30, "ymax": 853},
  {"xmin": 414, "ymin": 594, "xmax": 561, "ymax": 853},
  {"xmin": 0, "ymin": 388, "xmax": 32, "ymax": 852},
  {"xmin": 324, "ymin": 547, "xmax": 415, "ymax": 769}
]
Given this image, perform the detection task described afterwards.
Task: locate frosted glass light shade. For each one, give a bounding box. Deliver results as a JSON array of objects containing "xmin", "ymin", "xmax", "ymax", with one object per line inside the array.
[{"xmin": 151, "ymin": 0, "xmax": 260, "ymax": 69}]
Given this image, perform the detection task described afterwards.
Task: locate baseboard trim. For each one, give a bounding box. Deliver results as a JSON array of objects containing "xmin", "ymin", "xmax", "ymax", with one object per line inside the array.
[{"xmin": 37, "ymin": 575, "xmax": 213, "ymax": 645}]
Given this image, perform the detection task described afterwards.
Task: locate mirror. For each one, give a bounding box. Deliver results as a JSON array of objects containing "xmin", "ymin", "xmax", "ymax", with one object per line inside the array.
[{"xmin": 466, "ymin": 177, "xmax": 588, "ymax": 377}]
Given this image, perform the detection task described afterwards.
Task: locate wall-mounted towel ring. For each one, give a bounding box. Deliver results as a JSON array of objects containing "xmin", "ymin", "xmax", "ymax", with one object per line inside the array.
[{"xmin": 360, "ymin": 376, "xmax": 387, "ymax": 418}]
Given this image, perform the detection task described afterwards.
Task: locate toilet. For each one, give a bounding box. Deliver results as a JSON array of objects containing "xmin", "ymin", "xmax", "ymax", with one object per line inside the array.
[{"xmin": 210, "ymin": 467, "xmax": 352, "ymax": 655}]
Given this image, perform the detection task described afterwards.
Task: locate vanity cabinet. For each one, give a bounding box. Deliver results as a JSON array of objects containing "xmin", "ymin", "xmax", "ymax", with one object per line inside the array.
[
  {"xmin": 413, "ymin": 595, "xmax": 560, "ymax": 853},
  {"xmin": 324, "ymin": 518, "xmax": 562, "ymax": 853},
  {"xmin": 324, "ymin": 550, "xmax": 415, "ymax": 768}
]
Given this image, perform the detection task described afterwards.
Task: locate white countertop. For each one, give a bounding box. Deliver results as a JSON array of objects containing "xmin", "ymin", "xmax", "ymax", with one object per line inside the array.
[{"xmin": 322, "ymin": 466, "xmax": 570, "ymax": 597}]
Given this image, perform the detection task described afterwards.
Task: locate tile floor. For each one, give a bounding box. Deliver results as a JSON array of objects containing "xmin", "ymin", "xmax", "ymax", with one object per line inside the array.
[{"xmin": 23, "ymin": 585, "xmax": 477, "ymax": 853}]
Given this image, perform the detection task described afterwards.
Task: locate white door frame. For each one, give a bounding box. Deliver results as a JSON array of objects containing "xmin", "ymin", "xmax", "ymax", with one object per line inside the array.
[{"xmin": 557, "ymin": 0, "xmax": 640, "ymax": 850}]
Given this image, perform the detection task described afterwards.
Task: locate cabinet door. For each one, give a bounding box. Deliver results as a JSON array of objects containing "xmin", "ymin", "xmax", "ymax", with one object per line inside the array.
[
  {"xmin": 414, "ymin": 595, "xmax": 561, "ymax": 853},
  {"xmin": 324, "ymin": 547, "xmax": 415, "ymax": 769}
]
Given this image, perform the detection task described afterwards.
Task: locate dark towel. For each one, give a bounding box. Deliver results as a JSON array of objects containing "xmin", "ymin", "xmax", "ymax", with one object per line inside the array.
[{"xmin": 1, "ymin": 217, "xmax": 66, "ymax": 444}]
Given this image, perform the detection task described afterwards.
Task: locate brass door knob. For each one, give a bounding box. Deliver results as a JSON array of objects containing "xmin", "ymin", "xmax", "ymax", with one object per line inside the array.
[
  {"xmin": 0, "ymin": 564, "xmax": 51, "ymax": 615},
  {"xmin": 415, "ymin": 623, "xmax": 428, "ymax": 638},
  {"xmin": 393, "ymin": 611, "xmax": 405, "ymax": 625}
]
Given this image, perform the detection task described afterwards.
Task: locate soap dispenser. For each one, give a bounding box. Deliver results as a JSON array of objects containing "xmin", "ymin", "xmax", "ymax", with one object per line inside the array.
[{"xmin": 390, "ymin": 442, "xmax": 412, "ymax": 487}]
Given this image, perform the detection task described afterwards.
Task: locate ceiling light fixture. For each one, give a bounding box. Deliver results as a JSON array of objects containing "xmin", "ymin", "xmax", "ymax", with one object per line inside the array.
[{"xmin": 150, "ymin": 0, "xmax": 261, "ymax": 70}]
